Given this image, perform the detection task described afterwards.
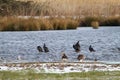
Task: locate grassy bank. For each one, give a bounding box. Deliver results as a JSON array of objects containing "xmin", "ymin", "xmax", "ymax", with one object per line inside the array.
[
  {"xmin": 0, "ymin": 71, "xmax": 120, "ymax": 80},
  {"xmin": 80, "ymin": 17, "xmax": 120, "ymax": 27},
  {"xmin": 0, "ymin": 17, "xmax": 79, "ymax": 31},
  {"xmin": 0, "ymin": 17, "xmax": 120, "ymax": 31},
  {"xmin": 0, "ymin": 0, "xmax": 120, "ymax": 31}
]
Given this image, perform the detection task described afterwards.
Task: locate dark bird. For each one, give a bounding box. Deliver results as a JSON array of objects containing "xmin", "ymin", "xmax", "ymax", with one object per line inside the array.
[
  {"xmin": 62, "ymin": 53, "xmax": 68, "ymax": 62},
  {"xmin": 94, "ymin": 58, "xmax": 98, "ymax": 62},
  {"xmin": 77, "ymin": 54, "xmax": 85, "ymax": 62},
  {"xmin": 117, "ymin": 47, "xmax": 120, "ymax": 51},
  {"xmin": 43, "ymin": 43, "xmax": 49, "ymax": 53},
  {"xmin": 76, "ymin": 41, "xmax": 80, "ymax": 48},
  {"xmin": 89, "ymin": 45, "xmax": 95, "ymax": 52},
  {"xmin": 37, "ymin": 46, "xmax": 43, "ymax": 52},
  {"xmin": 73, "ymin": 41, "xmax": 80, "ymax": 52},
  {"xmin": 0, "ymin": 57, "xmax": 4, "ymax": 61}
]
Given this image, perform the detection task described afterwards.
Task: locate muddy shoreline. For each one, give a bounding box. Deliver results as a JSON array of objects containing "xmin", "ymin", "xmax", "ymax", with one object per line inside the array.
[{"xmin": 0, "ymin": 61, "xmax": 120, "ymax": 73}]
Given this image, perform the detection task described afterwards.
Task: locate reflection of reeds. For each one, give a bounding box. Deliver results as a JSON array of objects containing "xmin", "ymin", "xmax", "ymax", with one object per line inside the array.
[{"xmin": 0, "ymin": 17, "xmax": 79, "ymax": 31}]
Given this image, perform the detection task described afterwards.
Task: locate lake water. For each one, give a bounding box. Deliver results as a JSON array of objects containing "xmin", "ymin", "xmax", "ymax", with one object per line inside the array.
[{"xmin": 0, "ymin": 27, "xmax": 120, "ymax": 63}]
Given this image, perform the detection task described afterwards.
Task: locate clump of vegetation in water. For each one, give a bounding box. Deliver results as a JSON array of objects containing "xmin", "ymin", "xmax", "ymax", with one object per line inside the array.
[{"xmin": 91, "ymin": 21, "xmax": 99, "ymax": 29}]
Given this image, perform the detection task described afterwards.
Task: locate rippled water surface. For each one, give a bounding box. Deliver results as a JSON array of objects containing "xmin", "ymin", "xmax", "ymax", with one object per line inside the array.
[{"xmin": 0, "ymin": 27, "xmax": 120, "ymax": 62}]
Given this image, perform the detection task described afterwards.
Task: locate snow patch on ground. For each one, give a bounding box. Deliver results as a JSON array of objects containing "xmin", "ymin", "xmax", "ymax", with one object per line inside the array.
[{"xmin": 0, "ymin": 62, "xmax": 120, "ymax": 73}]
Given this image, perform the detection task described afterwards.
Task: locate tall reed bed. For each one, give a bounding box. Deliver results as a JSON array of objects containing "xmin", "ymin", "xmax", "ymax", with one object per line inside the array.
[
  {"xmin": 100, "ymin": 17, "xmax": 120, "ymax": 26},
  {"xmin": 80, "ymin": 16, "xmax": 120, "ymax": 27},
  {"xmin": 1, "ymin": 0, "xmax": 120, "ymax": 17},
  {"xmin": 0, "ymin": 17, "xmax": 79, "ymax": 31},
  {"xmin": 12, "ymin": 0, "xmax": 120, "ymax": 17},
  {"xmin": 0, "ymin": 16, "xmax": 120, "ymax": 31}
]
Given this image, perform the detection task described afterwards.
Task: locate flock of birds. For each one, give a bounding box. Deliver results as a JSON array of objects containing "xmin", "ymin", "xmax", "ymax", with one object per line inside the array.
[
  {"xmin": 0, "ymin": 41, "xmax": 95, "ymax": 62},
  {"xmin": 37, "ymin": 41, "xmax": 96, "ymax": 62},
  {"xmin": 37, "ymin": 43, "xmax": 49, "ymax": 53},
  {"xmin": 0, "ymin": 41, "xmax": 119, "ymax": 63}
]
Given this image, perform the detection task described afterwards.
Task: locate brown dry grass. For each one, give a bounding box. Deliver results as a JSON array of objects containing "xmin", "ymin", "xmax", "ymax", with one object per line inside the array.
[
  {"xmin": 0, "ymin": 17, "xmax": 79, "ymax": 31},
  {"xmin": 16, "ymin": 0, "xmax": 120, "ymax": 17}
]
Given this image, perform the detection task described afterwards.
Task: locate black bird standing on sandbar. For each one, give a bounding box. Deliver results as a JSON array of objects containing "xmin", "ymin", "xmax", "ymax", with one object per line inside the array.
[
  {"xmin": 62, "ymin": 53, "xmax": 68, "ymax": 62},
  {"xmin": 43, "ymin": 43, "xmax": 49, "ymax": 53},
  {"xmin": 89, "ymin": 45, "xmax": 95, "ymax": 52},
  {"xmin": 73, "ymin": 41, "xmax": 80, "ymax": 52},
  {"xmin": 37, "ymin": 46, "xmax": 43, "ymax": 52},
  {"xmin": 77, "ymin": 54, "xmax": 85, "ymax": 62}
]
